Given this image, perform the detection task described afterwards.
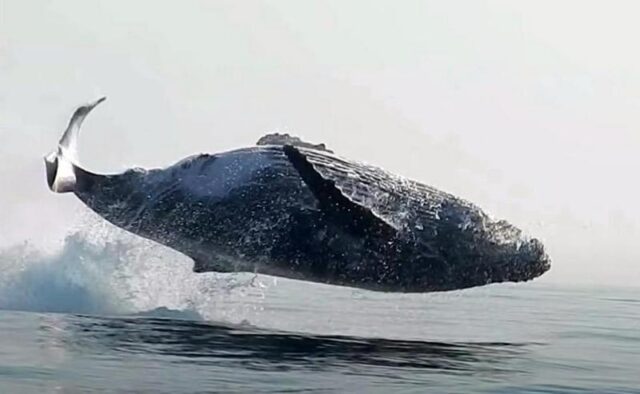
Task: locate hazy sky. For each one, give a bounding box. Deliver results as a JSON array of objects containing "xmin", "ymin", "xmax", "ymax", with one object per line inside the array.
[{"xmin": 1, "ymin": 0, "xmax": 639, "ymax": 285}]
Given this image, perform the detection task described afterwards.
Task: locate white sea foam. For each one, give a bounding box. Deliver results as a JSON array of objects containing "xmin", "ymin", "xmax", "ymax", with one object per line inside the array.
[{"xmin": 0, "ymin": 218, "xmax": 271, "ymax": 321}]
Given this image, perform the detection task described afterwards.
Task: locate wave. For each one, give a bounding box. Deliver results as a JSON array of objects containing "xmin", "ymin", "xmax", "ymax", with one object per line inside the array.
[{"xmin": 0, "ymin": 233, "xmax": 127, "ymax": 314}]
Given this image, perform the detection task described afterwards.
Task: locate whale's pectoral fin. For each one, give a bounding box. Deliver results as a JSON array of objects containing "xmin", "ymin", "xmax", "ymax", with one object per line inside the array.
[
  {"xmin": 257, "ymin": 133, "xmax": 333, "ymax": 153},
  {"xmin": 282, "ymin": 144, "xmax": 397, "ymax": 239}
]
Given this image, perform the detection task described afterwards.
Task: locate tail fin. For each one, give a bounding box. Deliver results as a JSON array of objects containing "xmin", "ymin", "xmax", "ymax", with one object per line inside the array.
[{"xmin": 44, "ymin": 97, "xmax": 106, "ymax": 193}]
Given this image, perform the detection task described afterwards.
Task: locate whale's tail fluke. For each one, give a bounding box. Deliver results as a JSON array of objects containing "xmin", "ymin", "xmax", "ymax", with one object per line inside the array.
[{"xmin": 44, "ymin": 97, "xmax": 106, "ymax": 193}]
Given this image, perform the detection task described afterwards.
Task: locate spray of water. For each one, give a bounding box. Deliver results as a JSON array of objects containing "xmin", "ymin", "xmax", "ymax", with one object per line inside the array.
[{"xmin": 0, "ymin": 217, "xmax": 272, "ymax": 321}]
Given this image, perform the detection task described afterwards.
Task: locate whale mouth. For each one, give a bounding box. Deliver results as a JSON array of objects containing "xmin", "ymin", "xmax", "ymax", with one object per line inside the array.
[{"xmin": 44, "ymin": 97, "xmax": 106, "ymax": 193}]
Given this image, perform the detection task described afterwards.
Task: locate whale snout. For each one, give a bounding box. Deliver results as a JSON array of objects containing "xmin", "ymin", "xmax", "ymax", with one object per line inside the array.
[
  {"xmin": 486, "ymin": 223, "xmax": 550, "ymax": 284},
  {"xmin": 503, "ymin": 238, "xmax": 551, "ymax": 282},
  {"xmin": 516, "ymin": 237, "xmax": 551, "ymax": 279}
]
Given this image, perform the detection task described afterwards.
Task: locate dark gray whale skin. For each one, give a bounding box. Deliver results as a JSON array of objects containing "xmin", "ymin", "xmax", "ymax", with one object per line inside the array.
[{"xmin": 63, "ymin": 134, "xmax": 549, "ymax": 293}]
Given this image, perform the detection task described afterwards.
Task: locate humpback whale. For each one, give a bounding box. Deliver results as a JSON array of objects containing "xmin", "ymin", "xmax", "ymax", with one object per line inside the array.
[{"xmin": 44, "ymin": 98, "xmax": 550, "ymax": 292}]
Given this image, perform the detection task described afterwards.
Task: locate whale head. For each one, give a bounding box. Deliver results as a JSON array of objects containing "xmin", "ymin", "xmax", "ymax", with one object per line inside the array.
[{"xmin": 433, "ymin": 200, "xmax": 551, "ymax": 290}]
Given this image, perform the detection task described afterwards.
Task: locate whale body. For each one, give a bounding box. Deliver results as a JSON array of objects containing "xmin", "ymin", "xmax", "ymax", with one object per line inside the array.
[{"xmin": 45, "ymin": 98, "xmax": 550, "ymax": 292}]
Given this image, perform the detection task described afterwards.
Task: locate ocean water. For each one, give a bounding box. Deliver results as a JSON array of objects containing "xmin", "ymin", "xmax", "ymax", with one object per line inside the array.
[{"xmin": 0, "ymin": 231, "xmax": 638, "ymax": 393}]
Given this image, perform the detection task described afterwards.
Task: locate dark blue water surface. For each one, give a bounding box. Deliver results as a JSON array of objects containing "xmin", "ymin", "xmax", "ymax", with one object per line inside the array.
[
  {"xmin": 0, "ymin": 283, "xmax": 638, "ymax": 393},
  {"xmin": 0, "ymin": 236, "xmax": 638, "ymax": 393}
]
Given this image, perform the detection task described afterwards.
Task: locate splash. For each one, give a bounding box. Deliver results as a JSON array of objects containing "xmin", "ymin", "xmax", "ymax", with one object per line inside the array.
[
  {"xmin": 0, "ymin": 221, "xmax": 272, "ymax": 320},
  {"xmin": 0, "ymin": 233, "xmax": 128, "ymax": 314}
]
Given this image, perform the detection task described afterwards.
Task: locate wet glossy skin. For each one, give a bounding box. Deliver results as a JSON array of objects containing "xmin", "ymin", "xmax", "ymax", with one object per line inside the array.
[{"xmin": 70, "ymin": 144, "xmax": 549, "ymax": 293}]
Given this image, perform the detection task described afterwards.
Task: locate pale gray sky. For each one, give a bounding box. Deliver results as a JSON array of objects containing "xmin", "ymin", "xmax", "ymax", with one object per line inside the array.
[{"xmin": 1, "ymin": 0, "xmax": 638, "ymax": 285}]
